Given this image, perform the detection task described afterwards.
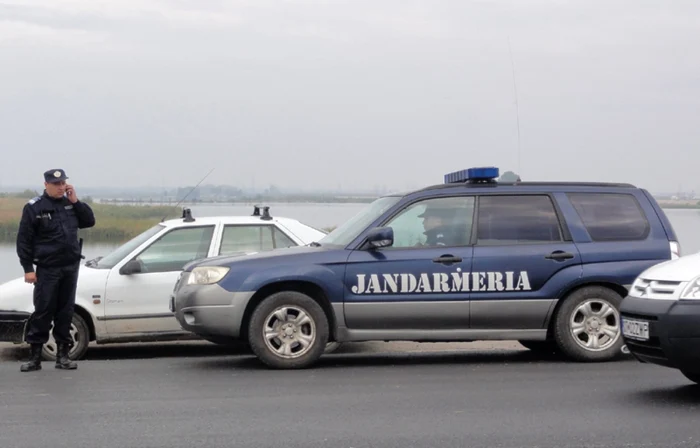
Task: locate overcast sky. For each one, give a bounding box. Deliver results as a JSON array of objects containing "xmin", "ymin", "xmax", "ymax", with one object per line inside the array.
[{"xmin": 1, "ymin": 0, "xmax": 698, "ymax": 193}]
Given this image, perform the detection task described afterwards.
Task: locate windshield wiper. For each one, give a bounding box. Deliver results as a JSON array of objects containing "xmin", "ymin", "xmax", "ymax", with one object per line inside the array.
[{"xmin": 309, "ymin": 242, "xmax": 322, "ymax": 247}]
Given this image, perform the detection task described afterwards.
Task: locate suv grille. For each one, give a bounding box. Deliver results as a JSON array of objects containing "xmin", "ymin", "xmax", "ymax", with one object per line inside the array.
[{"xmin": 631, "ymin": 278, "xmax": 682, "ymax": 299}]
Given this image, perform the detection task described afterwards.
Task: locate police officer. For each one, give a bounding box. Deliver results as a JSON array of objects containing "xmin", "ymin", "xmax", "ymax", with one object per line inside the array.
[
  {"xmin": 418, "ymin": 204, "xmax": 459, "ymax": 246},
  {"xmin": 16, "ymin": 169, "xmax": 96, "ymax": 372}
]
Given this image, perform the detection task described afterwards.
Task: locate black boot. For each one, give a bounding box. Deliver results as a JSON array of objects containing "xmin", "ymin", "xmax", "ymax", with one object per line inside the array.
[
  {"xmin": 55, "ymin": 344, "xmax": 77, "ymax": 370},
  {"xmin": 20, "ymin": 344, "xmax": 43, "ymax": 372}
]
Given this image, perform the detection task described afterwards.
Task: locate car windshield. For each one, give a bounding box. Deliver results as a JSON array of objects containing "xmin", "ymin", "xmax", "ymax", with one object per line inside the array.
[
  {"xmin": 93, "ymin": 224, "xmax": 166, "ymax": 269},
  {"xmin": 318, "ymin": 196, "xmax": 401, "ymax": 247}
]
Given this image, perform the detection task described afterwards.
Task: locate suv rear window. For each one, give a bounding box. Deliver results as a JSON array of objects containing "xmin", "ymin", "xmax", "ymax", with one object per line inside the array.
[
  {"xmin": 476, "ymin": 195, "xmax": 563, "ymax": 244},
  {"xmin": 566, "ymin": 193, "xmax": 650, "ymax": 241}
]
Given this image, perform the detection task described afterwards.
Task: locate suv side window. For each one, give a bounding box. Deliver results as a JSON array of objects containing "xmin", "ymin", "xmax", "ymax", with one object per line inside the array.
[
  {"xmin": 136, "ymin": 226, "xmax": 215, "ymax": 273},
  {"xmin": 384, "ymin": 196, "xmax": 475, "ymax": 248},
  {"xmin": 477, "ymin": 195, "xmax": 563, "ymax": 245},
  {"xmin": 567, "ymin": 193, "xmax": 650, "ymax": 241}
]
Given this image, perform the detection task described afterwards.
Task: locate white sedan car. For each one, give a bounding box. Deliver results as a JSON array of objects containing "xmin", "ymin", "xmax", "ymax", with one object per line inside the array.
[
  {"xmin": 620, "ymin": 250, "xmax": 700, "ymax": 384},
  {"xmin": 0, "ymin": 206, "xmax": 332, "ymax": 361}
]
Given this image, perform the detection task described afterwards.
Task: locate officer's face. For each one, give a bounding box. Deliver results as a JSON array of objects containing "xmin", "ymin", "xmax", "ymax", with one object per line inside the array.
[
  {"xmin": 45, "ymin": 180, "xmax": 67, "ymax": 198},
  {"xmin": 423, "ymin": 215, "xmax": 442, "ymax": 231}
]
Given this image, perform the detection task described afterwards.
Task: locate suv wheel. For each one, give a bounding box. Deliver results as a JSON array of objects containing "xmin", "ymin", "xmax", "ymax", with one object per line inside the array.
[
  {"xmin": 681, "ymin": 370, "xmax": 700, "ymax": 384},
  {"xmin": 553, "ymin": 286, "xmax": 624, "ymax": 362},
  {"xmin": 248, "ymin": 291, "xmax": 329, "ymax": 369}
]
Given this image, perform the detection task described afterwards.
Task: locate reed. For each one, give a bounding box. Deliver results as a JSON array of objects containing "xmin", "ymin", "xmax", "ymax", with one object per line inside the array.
[{"xmin": 0, "ymin": 197, "xmax": 178, "ymax": 243}]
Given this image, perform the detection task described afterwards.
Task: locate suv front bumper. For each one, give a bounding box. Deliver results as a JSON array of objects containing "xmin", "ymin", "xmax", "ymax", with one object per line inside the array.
[
  {"xmin": 620, "ymin": 296, "xmax": 700, "ymax": 374},
  {"xmin": 172, "ymin": 274, "xmax": 255, "ymax": 339}
]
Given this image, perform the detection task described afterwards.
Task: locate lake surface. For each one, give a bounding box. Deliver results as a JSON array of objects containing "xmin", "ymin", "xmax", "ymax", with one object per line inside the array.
[{"xmin": 0, "ymin": 203, "xmax": 698, "ymax": 285}]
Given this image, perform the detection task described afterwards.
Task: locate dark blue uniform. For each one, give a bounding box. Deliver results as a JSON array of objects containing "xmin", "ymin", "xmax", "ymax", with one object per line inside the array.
[
  {"xmin": 419, "ymin": 204, "xmax": 462, "ymax": 247},
  {"xmin": 16, "ymin": 169, "xmax": 95, "ymax": 371},
  {"xmin": 424, "ymin": 225, "xmax": 458, "ymax": 246}
]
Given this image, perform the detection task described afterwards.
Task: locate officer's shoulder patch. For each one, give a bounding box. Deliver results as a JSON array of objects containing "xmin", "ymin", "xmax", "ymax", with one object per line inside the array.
[{"xmin": 27, "ymin": 196, "xmax": 42, "ymax": 205}]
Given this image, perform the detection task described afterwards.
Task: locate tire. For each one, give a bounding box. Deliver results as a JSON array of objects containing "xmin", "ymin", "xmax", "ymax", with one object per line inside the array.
[
  {"xmin": 248, "ymin": 291, "xmax": 329, "ymax": 369},
  {"xmin": 518, "ymin": 340, "xmax": 558, "ymax": 354},
  {"xmin": 552, "ymin": 286, "xmax": 624, "ymax": 362},
  {"xmin": 681, "ymin": 370, "xmax": 700, "ymax": 384},
  {"xmin": 41, "ymin": 313, "xmax": 90, "ymax": 362}
]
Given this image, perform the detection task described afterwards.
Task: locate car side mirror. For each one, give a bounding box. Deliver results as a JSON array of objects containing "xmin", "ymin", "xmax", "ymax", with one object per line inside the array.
[
  {"xmin": 119, "ymin": 259, "xmax": 142, "ymax": 275},
  {"xmin": 365, "ymin": 227, "xmax": 394, "ymax": 249}
]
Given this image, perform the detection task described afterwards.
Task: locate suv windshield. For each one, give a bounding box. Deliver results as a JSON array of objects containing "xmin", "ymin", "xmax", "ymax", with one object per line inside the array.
[
  {"xmin": 318, "ymin": 196, "xmax": 401, "ymax": 247},
  {"xmin": 94, "ymin": 224, "xmax": 165, "ymax": 269}
]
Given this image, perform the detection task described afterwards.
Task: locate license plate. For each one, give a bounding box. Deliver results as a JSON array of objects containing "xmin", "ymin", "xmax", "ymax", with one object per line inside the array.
[{"xmin": 622, "ymin": 318, "xmax": 649, "ymax": 341}]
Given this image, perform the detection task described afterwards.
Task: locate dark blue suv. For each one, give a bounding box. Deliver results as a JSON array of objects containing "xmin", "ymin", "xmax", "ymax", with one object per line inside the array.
[{"xmin": 172, "ymin": 167, "xmax": 680, "ymax": 369}]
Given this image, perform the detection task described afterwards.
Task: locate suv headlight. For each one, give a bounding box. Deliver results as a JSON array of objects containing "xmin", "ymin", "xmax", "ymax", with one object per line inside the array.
[
  {"xmin": 187, "ymin": 266, "xmax": 230, "ymax": 285},
  {"xmin": 680, "ymin": 276, "xmax": 700, "ymax": 300}
]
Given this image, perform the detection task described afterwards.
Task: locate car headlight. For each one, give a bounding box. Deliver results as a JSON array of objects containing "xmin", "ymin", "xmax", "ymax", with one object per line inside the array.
[
  {"xmin": 186, "ymin": 266, "xmax": 230, "ymax": 285},
  {"xmin": 680, "ymin": 275, "xmax": 700, "ymax": 300}
]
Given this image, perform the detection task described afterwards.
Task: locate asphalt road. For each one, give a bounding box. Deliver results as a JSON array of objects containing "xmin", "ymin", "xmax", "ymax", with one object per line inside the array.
[{"xmin": 1, "ymin": 341, "xmax": 699, "ymax": 448}]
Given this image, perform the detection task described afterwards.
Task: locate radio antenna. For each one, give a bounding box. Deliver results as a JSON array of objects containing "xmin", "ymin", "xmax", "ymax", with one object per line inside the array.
[
  {"xmin": 508, "ymin": 36, "xmax": 521, "ymax": 175},
  {"xmin": 161, "ymin": 167, "xmax": 215, "ymax": 222}
]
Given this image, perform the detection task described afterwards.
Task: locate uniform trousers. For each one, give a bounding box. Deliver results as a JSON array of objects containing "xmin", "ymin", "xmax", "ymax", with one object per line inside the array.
[{"xmin": 24, "ymin": 262, "xmax": 79, "ymax": 346}]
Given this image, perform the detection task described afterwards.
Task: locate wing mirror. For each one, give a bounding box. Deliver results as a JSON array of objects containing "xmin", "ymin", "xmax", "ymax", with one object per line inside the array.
[
  {"xmin": 365, "ymin": 226, "xmax": 394, "ymax": 249},
  {"xmin": 119, "ymin": 259, "xmax": 142, "ymax": 275}
]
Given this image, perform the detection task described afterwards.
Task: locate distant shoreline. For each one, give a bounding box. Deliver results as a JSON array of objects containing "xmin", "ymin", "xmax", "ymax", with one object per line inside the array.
[
  {"xmin": 656, "ymin": 201, "xmax": 700, "ymax": 210},
  {"xmin": 93, "ymin": 197, "xmax": 377, "ymax": 205},
  {"xmin": 0, "ymin": 195, "xmax": 697, "ymax": 244}
]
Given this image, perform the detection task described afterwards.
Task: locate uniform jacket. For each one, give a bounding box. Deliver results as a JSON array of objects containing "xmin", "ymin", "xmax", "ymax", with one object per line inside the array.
[
  {"xmin": 424, "ymin": 224, "xmax": 460, "ymax": 247},
  {"xmin": 16, "ymin": 191, "xmax": 96, "ymax": 273}
]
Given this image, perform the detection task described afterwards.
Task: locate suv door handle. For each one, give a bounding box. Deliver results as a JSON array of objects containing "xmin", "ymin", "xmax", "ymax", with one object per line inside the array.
[
  {"xmin": 433, "ymin": 255, "xmax": 462, "ymax": 264},
  {"xmin": 545, "ymin": 250, "xmax": 575, "ymax": 261}
]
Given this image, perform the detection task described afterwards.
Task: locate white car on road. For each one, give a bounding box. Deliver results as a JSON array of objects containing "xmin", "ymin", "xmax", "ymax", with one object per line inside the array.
[
  {"xmin": 621, "ymin": 250, "xmax": 700, "ymax": 384},
  {"xmin": 0, "ymin": 206, "xmax": 331, "ymax": 361}
]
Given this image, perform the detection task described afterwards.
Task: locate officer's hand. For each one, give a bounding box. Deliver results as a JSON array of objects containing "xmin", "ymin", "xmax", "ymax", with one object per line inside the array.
[
  {"xmin": 65, "ymin": 184, "xmax": 78, "ymax": 203},
  {"xmin": 24, "ymin": 272, "xmax": 37, "ymax": 284}
]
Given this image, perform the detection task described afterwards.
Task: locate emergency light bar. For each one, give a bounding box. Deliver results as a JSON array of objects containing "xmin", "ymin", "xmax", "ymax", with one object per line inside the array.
[{"xmin": 444, "ymin": 167, "xmax": 500, "ymax": 184}]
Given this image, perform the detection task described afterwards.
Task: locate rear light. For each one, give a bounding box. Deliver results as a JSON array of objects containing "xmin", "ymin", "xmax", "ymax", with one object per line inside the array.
[{"xmin": 670, "ymin": 241, "xmax": 681, "ymax": 259}]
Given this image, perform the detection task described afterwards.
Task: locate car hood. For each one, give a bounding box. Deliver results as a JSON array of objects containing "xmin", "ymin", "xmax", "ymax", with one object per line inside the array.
[
  {"xmin": 185, "ymin": 245, "xmax": 335, "ymax": 270},
  {"xmin": 641, "ymin": 252, "xmax": 700, "ymax": 282}
]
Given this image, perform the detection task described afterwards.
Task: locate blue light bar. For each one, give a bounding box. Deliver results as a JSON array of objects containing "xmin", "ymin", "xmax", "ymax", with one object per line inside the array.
[{"xmin": 444, "ymin": 167, "xmax": 500, "ymax": 184}]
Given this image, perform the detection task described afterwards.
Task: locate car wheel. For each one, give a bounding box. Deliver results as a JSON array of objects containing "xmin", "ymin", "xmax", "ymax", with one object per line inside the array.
[
  {"xmin": 41, "ymin": 314, "xmax": 90, "ymax": 362},
  {"xmin": 681, "ymin": 370, "xmax": 700, "ymax": 384},
  {"xmin": 248, "ymin": 291, "xmax": 329, "ymax": 369},
  {"xmin": 518, "ymin": 340, "xmax": 558, "ymax": 354},
  {"xmin": 552, "ymin": 286, "xmax": 624, "ymax": 362}
]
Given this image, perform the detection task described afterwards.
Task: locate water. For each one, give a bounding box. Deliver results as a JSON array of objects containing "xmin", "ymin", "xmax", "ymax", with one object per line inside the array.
[{"xmin": 0, "ymin": 204, "xmax": 698, "ymax": 285}]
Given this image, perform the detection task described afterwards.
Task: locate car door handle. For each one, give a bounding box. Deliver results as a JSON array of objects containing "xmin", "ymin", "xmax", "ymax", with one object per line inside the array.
[
  {"xmin": 545, "ymin": 250, "xmax": 575, "ymax": 261},
  {"xmin": 433, "ymin": 255, "xmax": 462, "ymax": 264}
]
